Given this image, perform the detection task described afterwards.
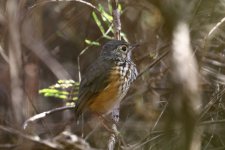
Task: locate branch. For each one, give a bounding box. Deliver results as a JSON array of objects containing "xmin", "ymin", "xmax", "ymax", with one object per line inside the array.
[
  {"xmin": 111, "ymin": 0, "xmax": 121, "ymax": 40},
  {"xmin": 7, "ymin": 0, "xmax": 26, "ymax": 125},
  {"xmin": 137, "ymin": 44, "xmax": 170, "ymax": 78},
  {"xmin": 23, "ymin": 105, "xmax": 75, "ymax": 129},
  {"xmin": 0, "ymin": 125, "xmax": 60, "ymax": 149},
  {"xmin": 77, "ymin": 24, "xmax": 113, "ymax": 82},
  {"xmin": 200, "ymin": 119, "xmax": 225, "ymax": 126},
  {"xmin": 108, "ymin": 0, "xmax": 121, "ymax": 149},
  {"xmin": 200, "ymin": 87, "xmax": 225, "ymax": 119},
  {"xmin": 207, "ymin": 17, "xmax": 225, "ymax": 39},
  {"xmin": 22, "ymin": 14, "xmax": 72, "ymax": 79},
  {"xmin": 29, "ymin": 0, "xmax": 97, "ymax": 10}
]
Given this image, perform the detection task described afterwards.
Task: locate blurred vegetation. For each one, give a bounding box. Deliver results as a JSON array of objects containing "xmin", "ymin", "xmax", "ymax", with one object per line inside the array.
[
  {"xmin": 39, "ymin": 79, "xmax": 79, "ymax": 103},
  {"xmin": 0, "ymin": 0, "xmax": 225, "ymax": 150}
]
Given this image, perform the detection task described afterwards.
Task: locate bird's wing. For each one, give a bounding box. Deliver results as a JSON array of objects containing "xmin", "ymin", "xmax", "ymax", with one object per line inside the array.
[{"xmin": 75, "ymin": 57, "xmax": 113, "ymax": 118}]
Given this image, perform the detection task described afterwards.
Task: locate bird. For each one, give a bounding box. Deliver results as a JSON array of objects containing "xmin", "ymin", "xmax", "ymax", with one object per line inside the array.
[{"xmin": 75, "ymin": 40, "xmax": 138, "ymax": 120}]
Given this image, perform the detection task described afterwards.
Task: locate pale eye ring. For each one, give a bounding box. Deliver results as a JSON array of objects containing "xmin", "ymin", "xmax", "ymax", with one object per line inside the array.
[{"xmin": 121, "ymin": 45, "xmax": 127, "ymax": 52}]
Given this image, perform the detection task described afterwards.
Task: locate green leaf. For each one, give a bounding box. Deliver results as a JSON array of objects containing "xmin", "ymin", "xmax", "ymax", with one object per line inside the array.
[
  {"xmin": 39, "ymin": 89, "xmax": 58, "ymax": 94},
  {"xmin": 59, "ymin": 91, "xmax": 69, "ymax": 95},
  {"xmin": 85, "ymin": 39, "xmax": 100, "ymax": 46},
  {"xmin": 98, "ymin": 4, "xmax": 113, "ymax": 23},
  {"xmin": 58, "ymin": 95, "xmax": 67, "ymax": 99},
  {"xmin": 66, "ymin": 102, "xmax": 75, "ymax": 106},
  {"xmin": 92, "ymin": 12, "xmax": 105, "ymax": 35},
  {"xmin": 118, "ymin": 4, "xmax": 122, "ymax": 12},
  {"xmin": 39, "ymin": 79, "xmax": 79, "ymax": 101},
  {"xmin": 108, "ymin": 3, "xmax": 112, "ymax": 14},
  {"xmin": 44, "ymin": 93, "xmax": 54, "ymax": 97},
  {"xmin": 72, "ymin": 97, "xmax": 78, "ymax": 101},
  {"xmin": 121, "ymin": 32, "xmax": 128, "ymax": 42}
]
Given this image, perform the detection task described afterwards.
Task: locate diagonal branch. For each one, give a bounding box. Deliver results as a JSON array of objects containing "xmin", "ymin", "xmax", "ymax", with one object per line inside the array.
[
  {"xmin": 0, "ymin": 125, "xmax": 60, "ymax": 149},
  {"xmin": 23, "ymin": 105, "xmax": 75, "ymax": 129}
]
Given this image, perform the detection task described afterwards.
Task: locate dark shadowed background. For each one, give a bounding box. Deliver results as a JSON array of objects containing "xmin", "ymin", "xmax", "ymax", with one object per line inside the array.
[{"xmin": 0, "ymin": 0, "xmax": 225, "ymax": 150}]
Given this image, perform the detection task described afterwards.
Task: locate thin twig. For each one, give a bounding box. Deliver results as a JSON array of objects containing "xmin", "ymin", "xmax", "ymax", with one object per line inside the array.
[
  {"xmin": 132, "ymin": 134, "xmax": 165, "ymax": 150},
  {"xmin": 207, "ymin": 17, "xmax": 225, "ymax": 39},
  {"xmin": 130, "ymin": 102, "xmax": 168, "ymax": 149},
  {"xmin": 0, "ymin": 144, "xmax": 17, "ymax": 149},
  {"xmin": 23, "ymin": 105, "xmax": 75, "ymax": 129},
  {"xmin": 151, "ymin": 102, "xmax": 168, "ymax": 131},
  {"xmin": 77, "ymin": 24, "xmax": 113, "ymax": 82},
  {"xmin": 200, "ymin": 87, "xmax": 225, "ymax": 120},
  {"xmin": 203, "ymin": 16, "xmax": 225, "ymax": 49},
  {"xmin": 0, "ymin": 44, "xmax": 9, "ymax": 63},
  {"xmin": 78, "ymin": 47, "xmax": 89, "ymax": 82},
  {"xmin": 25, "ymin": 90, "xmax": 54, "ymax": 137},
  {"xmin": 29, "ymin": 0, "xmax": 97, "ymax": 10},
  {"xmin": 137, "ymin": 45, "xmax": 170, "ymax": 78}
]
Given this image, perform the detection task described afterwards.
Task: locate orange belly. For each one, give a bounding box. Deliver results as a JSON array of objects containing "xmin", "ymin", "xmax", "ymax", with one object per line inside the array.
[{"xmin": 89, "ymin": 70, "xmax": 121, "ymax": 114}]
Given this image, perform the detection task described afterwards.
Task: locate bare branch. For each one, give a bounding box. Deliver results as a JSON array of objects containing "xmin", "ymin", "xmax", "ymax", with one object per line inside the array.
[
  {"xmin": 108, "ymin": 0, "xmax": 121, "ymax": 149},
  {"xmin": 22, "ymin": 14, "xmax": 72, "ymax": 79},
  {"xmin": 29, "ymin": 0, "xmax": 97, "ymax": 10},
  {"xmin": 111, "ymin": 0, "xmax": 121, "ymax": 40},
  {"xmin": 137, "ymin": 45, "xmax": 170, "ymax": 78},
  {"xmin": 206, "ymin": 17, "xmax": 225, "ymax": 40},
  {"xmin": 0, "ymin": 125, "xmax": 61, "ymax": 149},
  {"xmin": 200, "ymin": 119, "xmax": 225, "ymax": 126},
  {"xmin": 23, "ymin": 105, "xmax": 75, "ymax": 129},
  {"xmin": 200, "ymin": 87, "xmax": 225, "ymax": 119},
  {"xmin": 7, "ymin": 0, "xmax": 25, "ymax": 125},
  {"xmin": 170, "ymin": 22, "xmax": 202, "ymax": 150}
]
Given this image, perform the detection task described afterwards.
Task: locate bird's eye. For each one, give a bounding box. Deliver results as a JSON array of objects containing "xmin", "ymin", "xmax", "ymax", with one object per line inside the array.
[{"xmin": 121, "ymin": 45, "xmax": 127, "ymax": 52}]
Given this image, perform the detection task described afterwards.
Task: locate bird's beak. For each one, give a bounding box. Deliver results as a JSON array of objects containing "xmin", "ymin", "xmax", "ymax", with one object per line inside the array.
[{"xmin": 130, "ymin": 43, "xmax": 140, "ymax": 51}]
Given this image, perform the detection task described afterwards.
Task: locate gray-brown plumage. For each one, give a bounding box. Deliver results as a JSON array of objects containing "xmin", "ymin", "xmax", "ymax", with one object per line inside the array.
[{"xmin": 75, "ymin": 40, "xmax": 138, "ymax": 119}]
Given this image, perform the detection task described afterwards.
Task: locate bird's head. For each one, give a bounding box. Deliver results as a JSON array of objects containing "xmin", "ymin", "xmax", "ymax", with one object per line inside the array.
[{"xmin": 101, "ymin": 40, "xmax": 138, "ymax": 61}]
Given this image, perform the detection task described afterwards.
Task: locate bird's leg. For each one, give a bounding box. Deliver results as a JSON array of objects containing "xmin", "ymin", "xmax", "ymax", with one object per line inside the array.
[
  {"xmin": 100, "ymin": 115, "xmax": 127, "ymax": 146},
  {"xmin": 93, "ymin": 113, "xmax": 118, "ymax": 133}
]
